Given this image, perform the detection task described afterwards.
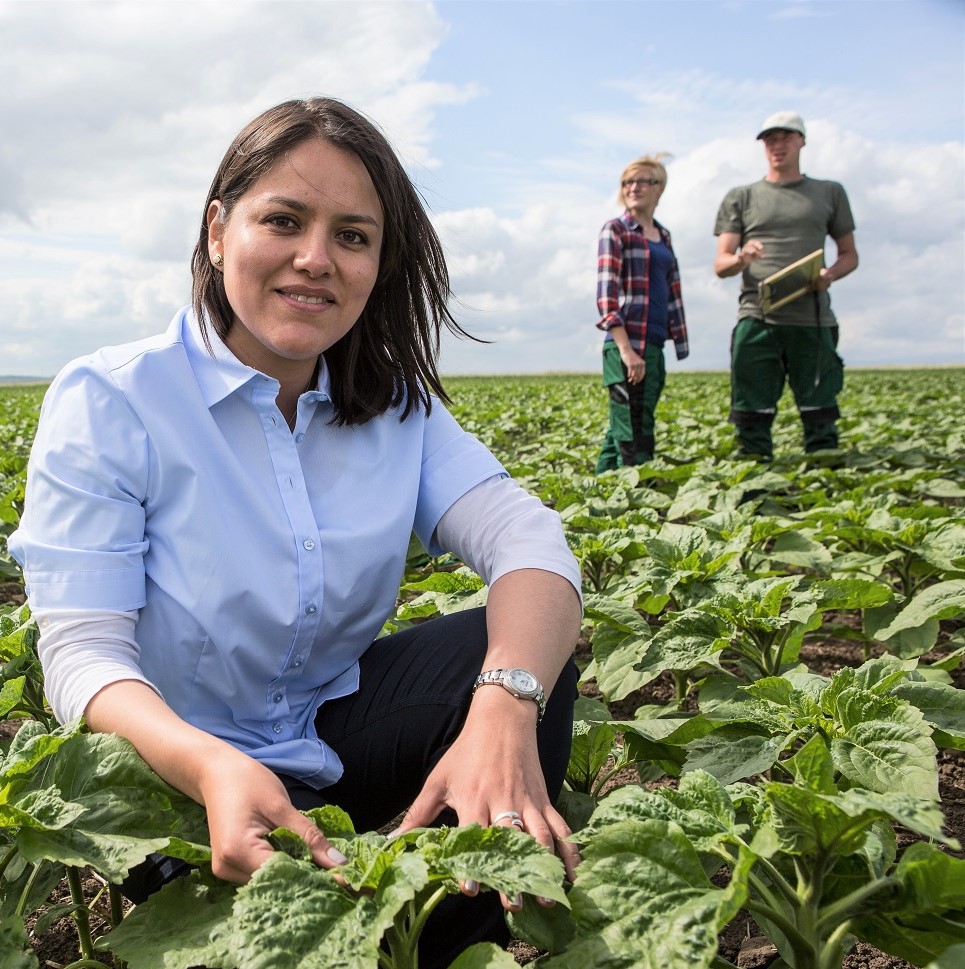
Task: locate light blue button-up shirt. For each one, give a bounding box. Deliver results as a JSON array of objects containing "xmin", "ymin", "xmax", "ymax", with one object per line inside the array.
[{"xmin": 10, "ymin": 308, "xmax": 506, "ymax": 786}]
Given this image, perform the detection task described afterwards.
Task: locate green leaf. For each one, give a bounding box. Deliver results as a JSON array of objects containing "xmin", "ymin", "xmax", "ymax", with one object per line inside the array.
[
  {"xmin": 829, "ymin": 689, "xmax": 939, "ymax": 799},
  {"xmin": 588, "ymin": 628, "xmax": 658, "ymax": 702},
  {"xmin": 833, "ymin": 789, "xmax": 953, "ymax": 846},
  {"xmin": 864, "ymin": 602, "xmax": 940, "ymax": 657},
  {"xmin": 305, "ymin": 804, "xmax": 357, "ymax": 840},
  {"xmin": 507, "ymin": 896, "xmax": 576, "ymax": 955},
  {"xmin": 682, "ymin": 730, "xmax": 788, "ymax": 786},
  {"xmin": 565, "ymin": 720, "xmax": 616, "ymax": 794},
  {"xmin": 230, "ymin": 852, "xmax": 382, "ymax": 969},
  {"xmin": 892, "ymin": 842, "xmax": 965, "ymax": 912},
  {"xmin": 894, "ymin": 680, "xmax": 965, "ymax": 748},
  {"xmin": 765, "ymin": 530, "xmax": 833, "ymax": 573},
  {"xmin": 0, "ymin": 914, "xmax": 38, "ymax": 969},
  {"xmin": 447, "ymin": 943, "xmax": 520, "ymax": 969},
  {"xmin": 579, "ymin": 773, "xmax": 742, "ymax": 856},
  {"xmin": 539, "ymin": 819, "xmax": 728, "ymax": 969},
  {"xmin": 582, "ymin": 594, "xmax": 650, "ymax": 635},
  {"xmin": 812, "ymin": 577, "xmax": 894, "ymax": 611},
  {"xmin": 101, "ymin": 872, "xmax": 236, "ymax": 969},
  {"xmin": 15, "ymin": 733, "xmax": 211, "ymax": 881},
  {"xmin": 402, "ymin": 569, "xmax": 485, "ymax": 594},
  {"xmin": 783, "ymin": 733, "xmax": 837, "ymax": 794},
  {"xmin": 764, "ymin": 782, "xmax": 870, "ymax": 856},
  {"xmin": 0, "ymin": 719, "xmax": 79, "ymax": 784},
  {"xmin": 431, "ymin": 825, "xmax": 568, "ymax": 905},
  {"xmin": 924, "ymin": 944, "xmax": 965, "ymax": 968},
  {"xmin": 875, "ymin": 580, "xmax": 965, "ymax": 639},
  {"xmin": 857, "ymin": 912, "xmax": 965, "ymax": 966}
]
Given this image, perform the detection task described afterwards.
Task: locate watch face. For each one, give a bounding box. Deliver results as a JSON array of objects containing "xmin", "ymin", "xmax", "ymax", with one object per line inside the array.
[{"xmin": 507, "ymin": 669, "xmax": 537, "ymax": 694}]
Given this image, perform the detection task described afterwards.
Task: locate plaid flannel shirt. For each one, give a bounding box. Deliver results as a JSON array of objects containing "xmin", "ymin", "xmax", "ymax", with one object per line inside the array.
[{"xmin": 596, "ymin": 211, "xmax": 689, "ymax": 360}]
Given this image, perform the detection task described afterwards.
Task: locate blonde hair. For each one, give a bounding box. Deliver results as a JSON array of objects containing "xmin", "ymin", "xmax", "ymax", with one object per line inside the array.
[{"xmin": 617, "ymin": 153, "xmax": 672, "ymax": 205}]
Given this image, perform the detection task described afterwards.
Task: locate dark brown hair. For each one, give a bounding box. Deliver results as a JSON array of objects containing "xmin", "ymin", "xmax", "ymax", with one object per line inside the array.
[{"xmin": 191, "ymin": 97, "xmax": 475, "ymax": 424}]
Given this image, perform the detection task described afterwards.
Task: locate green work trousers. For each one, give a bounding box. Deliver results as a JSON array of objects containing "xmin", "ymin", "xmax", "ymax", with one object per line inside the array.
[
  {"xmin": 596, "ymin": 342, "xmax": 666, "ymax": 472},
  {"xmin": 730, "ymin": 317, "xmax": 844, "ymax": 459}
]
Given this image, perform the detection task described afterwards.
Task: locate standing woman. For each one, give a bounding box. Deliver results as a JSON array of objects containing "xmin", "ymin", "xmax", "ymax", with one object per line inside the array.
[
  {"xmin": 10, "ymin": 98, "xmax": 582, "ymax": 969},
  {"xmin": 594, "ymin": 154, "xmax": 690, "ymax": 471}
]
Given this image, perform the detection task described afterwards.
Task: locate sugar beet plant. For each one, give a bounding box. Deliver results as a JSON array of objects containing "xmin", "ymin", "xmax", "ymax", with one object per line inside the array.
[{"xmin": 1, "ymin": 370, "xmax": 964, "ymax": 967}]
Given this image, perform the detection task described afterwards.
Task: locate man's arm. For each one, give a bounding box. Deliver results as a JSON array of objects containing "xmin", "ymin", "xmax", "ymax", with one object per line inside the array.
[
  {"xmin": 815, "ymin": 232, "xmax": 859, "ymax": 291},
  {"xmin": 714, "ymin": 232, "xmax": 764, "ymax": 278}
]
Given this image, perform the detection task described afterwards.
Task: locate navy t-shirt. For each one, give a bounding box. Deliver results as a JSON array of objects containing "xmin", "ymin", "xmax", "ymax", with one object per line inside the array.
[{"xmin": 646, "ymin": 238, "xmax": 673, "ymax": 346}]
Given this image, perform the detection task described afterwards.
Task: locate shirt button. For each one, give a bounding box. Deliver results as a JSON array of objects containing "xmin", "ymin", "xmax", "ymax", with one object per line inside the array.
[
  {"xmin": 293, "ymin": 657, "xmax": 303, "ymax": 668},
  {"xmin": 272, "ymin": 722, "xmax": 283, "ymax": 734},
  {"xmin": 295, "ymin": 433, "xmax": 305, "ymax": 443},
  {"xmin": 303, "ymin": 539, "xmax": 316, "ymax": 551},
  {"xmin": 305, "ymin": 603, "xmax": 317, "ymax": 615},
  {"xmin": 272, "ymin": 692, "xmax": 283, "ymax": 703}
]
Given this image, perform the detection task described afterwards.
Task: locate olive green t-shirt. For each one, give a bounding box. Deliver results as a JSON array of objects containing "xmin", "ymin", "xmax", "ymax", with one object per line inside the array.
[{"xmin": 714, "ymin": 176, "xmax": 855, "ymax": 326}]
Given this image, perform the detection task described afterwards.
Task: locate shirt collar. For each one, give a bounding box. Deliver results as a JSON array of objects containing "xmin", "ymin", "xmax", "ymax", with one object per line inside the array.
[
  {"xmin": 620, "ymin": 210, "xmax": 669, "ymax": 244},
  {"xmin": 180, "ymin": 308, "xmax": 332, "ymax": 408}
]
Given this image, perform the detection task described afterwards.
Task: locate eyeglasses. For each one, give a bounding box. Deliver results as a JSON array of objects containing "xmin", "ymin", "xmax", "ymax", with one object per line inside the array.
[{"xmin": 622, "ymin": 178, "xmax": 662, "ymax": 188}]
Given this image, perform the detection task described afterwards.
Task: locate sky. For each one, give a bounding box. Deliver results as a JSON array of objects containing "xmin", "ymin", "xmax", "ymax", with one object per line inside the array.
[{"xmin": 1, "ymin": 0, "xmax": 963, "ymax": 378}]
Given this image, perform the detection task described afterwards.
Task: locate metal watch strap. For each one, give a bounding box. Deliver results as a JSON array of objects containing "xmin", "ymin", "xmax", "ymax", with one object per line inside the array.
[{"xmin": 472, "ymin": 668, "xmax": 546, "ymax": 721}]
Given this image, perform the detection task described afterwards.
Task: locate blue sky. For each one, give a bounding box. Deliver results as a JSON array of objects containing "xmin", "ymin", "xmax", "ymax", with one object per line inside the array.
[{"xmin": 1, "ymin": 0, "xmax": 963, "ymax": 377}]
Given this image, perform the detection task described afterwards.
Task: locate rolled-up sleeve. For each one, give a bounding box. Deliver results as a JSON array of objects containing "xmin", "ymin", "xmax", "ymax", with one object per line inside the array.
[
  {"xmin": 9, "ymin": 361, "xmax": 150, "ymax": 612},
  {"xmin": 412, "ymin": 403, "xmax": 507, "ymax": 556},
  {"xmin": 436, "ymin": 476, "xmax": 583, "ymax": 603}
]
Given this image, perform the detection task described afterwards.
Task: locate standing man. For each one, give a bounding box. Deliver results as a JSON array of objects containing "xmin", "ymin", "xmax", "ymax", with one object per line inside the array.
[
  {"xmin": 714, "ymin": 111, "xmax": 858, "ymax": 459},
  {"xmin": 595, "ymin": 154, "xmax": 689, "ymax": 472}
]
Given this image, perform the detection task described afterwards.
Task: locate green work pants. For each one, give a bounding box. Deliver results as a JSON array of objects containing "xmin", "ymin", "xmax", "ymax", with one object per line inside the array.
[
  {"xmin": 730, "ymin": 317, "xmax": 844, "ymax": 459},
  {"xmin": 596, "ymin": 342, "xmax": 666, "ymax": 472}
]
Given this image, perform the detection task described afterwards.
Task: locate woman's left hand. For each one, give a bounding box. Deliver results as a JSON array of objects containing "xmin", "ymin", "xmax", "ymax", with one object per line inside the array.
[{"xmin": 391, "ymin": 685, "xmax": 579, "ymax": 911}]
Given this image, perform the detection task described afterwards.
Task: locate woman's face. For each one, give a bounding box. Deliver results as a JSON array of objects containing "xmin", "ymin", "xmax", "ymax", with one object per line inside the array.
[
  {"xmin": 621, "ymin": 167, "xmax": 664, "ymax": 211},
  {"xmin": 208, "ymin": 138, "xmax": 384, "ymax": 380}
]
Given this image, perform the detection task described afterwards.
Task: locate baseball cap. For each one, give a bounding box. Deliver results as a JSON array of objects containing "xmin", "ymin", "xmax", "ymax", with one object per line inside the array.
[{"xmin": 756, "ymin": 111, "xmax": 806, "ymax": 140}]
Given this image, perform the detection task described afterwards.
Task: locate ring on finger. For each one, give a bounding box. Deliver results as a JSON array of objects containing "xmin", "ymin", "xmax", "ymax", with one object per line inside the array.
[{"xmin": 492, "ymin": 810, "xmax": 521, "ymax": 825}]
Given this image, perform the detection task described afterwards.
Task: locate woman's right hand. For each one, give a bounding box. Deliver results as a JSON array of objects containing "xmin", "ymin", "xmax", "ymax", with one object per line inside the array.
[
  {"xmin": 86, "ymin": 680, "xmax": 343, "ymax": 883},
  {"xmin": 198, "ymin": 752, "xmax": 345, "ymax": 883},
  {"xmin": 619, "ymin": 345, "xmax": 646, "ymax": 384}
]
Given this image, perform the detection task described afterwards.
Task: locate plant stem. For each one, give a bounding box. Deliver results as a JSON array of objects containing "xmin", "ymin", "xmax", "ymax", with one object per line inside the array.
[
  {"xmin": 382, "ymin": 884, "xmax": 448, "ymax": 969},
  {"xmin": 66, "ymin": 865, "xmax": 97, "ymax": 961},
  {"xmin": 769, "ymin": 627, "xmax": 793, "ymax": 677},
  {"xmin": 108, "ymin": 884, "xmax": 125, "ymax": 927},
  {"xmin": 748, "ymin": 853, "xmax": 800, "ymax": 909},
  {"xmin": 407, "ymin": 884, "xmax": 450, "ymax": 948},
  {"xmin": 673, "ymin": 670, "xmax": 689, "ymax": 708},
  {"xmin": 0, "ymin": 844, "xmax": 18, "ymax": 881},
  {"xmin": 818, "ymin": 920, "xmax": 855, "ymax": 969},
  {"xmin": 745, "ymin": 898, "xmax": 816, "ymax": 965},
  {"xmin": 815, "ymin": 877, "xmax": 894, "ymax": 934},
  {"xmin": 15, "ymin": 859, "xmax": 45, "ymax": 918}
]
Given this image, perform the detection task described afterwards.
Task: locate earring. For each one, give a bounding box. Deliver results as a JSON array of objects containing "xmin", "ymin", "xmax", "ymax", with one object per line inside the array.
[{"xmin": 212, "ymin": 253, "xmax": 223, "ymax": 267}]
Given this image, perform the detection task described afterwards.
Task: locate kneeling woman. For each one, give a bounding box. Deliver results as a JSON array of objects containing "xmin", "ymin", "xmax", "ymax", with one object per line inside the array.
[{"xmin": 10, "ymin": 97, "xmax": 583, "ymax": 969}]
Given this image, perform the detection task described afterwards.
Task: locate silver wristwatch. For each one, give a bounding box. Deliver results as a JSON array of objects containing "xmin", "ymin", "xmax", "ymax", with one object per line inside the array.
[{"xmin": 473, "ymin": 668, "xmax": 546, "ymax": 721}]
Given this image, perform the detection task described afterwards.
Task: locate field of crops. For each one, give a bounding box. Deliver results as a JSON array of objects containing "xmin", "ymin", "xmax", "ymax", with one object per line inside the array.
[{"xmin": 1, "ymin": 368, "xmax": 963, "ymax": 968}]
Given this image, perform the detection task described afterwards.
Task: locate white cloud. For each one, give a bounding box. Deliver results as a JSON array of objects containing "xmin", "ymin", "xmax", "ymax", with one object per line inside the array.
[{"xmin": 0, "ymin": 0, "xmax": 477, "ymax": 374}]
